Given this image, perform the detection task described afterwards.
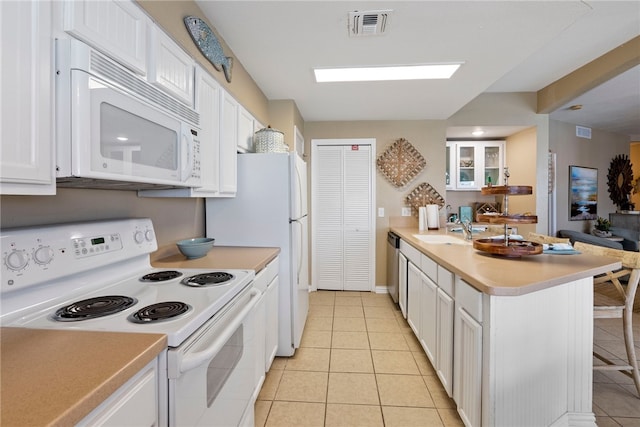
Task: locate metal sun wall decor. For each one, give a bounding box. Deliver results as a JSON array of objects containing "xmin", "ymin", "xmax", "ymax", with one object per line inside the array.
[
  {"xmin": 376, "ymin": 138, "xmax": 426, "ymax": 188},
  {"xmin": 405, "ymin": 182, "xmax": 445, "ymax": 217},
  {"xmin": 184, "ymin": 16, "xmax": 233, "ymax": 83},
  {"xmin": 607, "ymin": 154, "xmax": 634, "ymax": 210}
]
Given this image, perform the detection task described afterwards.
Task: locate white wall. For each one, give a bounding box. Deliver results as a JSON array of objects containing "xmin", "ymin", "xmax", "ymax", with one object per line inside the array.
[
  {"xmin": 550, "ymin": 120, "xmax": 630, "ymax": 233},
  {"xmin": 0, "ymin": 189, "xmax": 205, "ymax": 251}
]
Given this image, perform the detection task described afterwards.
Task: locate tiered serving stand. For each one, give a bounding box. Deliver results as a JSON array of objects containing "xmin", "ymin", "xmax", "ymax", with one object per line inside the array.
[{"xmin": 473, "ymin": 169, "xmax": 542, "ymax": 257}]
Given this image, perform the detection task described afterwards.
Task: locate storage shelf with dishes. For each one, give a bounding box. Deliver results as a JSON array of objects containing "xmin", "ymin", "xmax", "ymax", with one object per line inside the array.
[{"xmin": 474, "ymin": 183, "xmax": 541, "ymax": 257}]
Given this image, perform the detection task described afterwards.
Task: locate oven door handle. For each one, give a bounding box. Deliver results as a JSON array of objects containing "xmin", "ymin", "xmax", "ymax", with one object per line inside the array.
[{"xmin": 179, "ymin": 288, "xmax": 261, "ymax": 374}]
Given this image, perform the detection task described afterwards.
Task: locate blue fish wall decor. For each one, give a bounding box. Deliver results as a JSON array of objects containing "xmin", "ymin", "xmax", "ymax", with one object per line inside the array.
[{"xmin": 184, "ymin": 16, "xmax": 233, "ymax": 83}]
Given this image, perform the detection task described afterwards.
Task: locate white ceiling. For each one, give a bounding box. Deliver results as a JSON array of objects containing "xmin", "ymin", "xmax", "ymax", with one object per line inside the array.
[{"xmin": 195, "ymin": 1, "xmax": 640, "ymax": 139}]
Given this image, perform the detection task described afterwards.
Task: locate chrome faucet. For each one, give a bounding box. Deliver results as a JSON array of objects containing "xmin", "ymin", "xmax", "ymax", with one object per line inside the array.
[{"xmin": 456, "ymin": 218, "xmax": 474, "ymax": 240}]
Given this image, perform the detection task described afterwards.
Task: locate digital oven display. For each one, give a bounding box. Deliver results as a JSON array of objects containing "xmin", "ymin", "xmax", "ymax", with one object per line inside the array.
[{"xmin": 91, "ymin": 237, "xmax": 105, "ymax": 245}]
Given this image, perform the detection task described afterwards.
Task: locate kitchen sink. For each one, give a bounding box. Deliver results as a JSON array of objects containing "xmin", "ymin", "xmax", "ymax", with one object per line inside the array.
[{"xmin": 413, "ymin": 234, "xmax": 470, "ymax": 245}]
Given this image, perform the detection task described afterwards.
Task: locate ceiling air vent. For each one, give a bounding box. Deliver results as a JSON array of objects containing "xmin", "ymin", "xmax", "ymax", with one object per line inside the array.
[{"xmin": 348, "ymin": 10, "xmax": 392, "ymax": 37}]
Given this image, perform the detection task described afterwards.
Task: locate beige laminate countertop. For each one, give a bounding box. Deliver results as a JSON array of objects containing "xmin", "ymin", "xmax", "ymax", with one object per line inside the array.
[
  {"xmin": 0, "ymin": 328, "xmax": 166, "ymax": 427},
  {"xmin": 392, "ymin": 227, "xmax": 622, "ymax": 296},
  {"xmin": 151, "ymin": 245, "xmax": 281, "ymax": 272}
]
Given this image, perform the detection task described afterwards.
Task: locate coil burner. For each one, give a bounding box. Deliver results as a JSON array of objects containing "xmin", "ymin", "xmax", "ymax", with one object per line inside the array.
[
  {"xmin": 129, "ymin": 301, "xmax": 192, "ymax": 323},
  {"xmin": 181, "ymin": 272, "xmax": 235, "ymax": 287},
  {"xmin": 53, "ymin": 296, "xmax": 138, "ymax": 321},
  {"xmin": 140, "ymin": 271, "xmax": 183, "ymax": 282}
]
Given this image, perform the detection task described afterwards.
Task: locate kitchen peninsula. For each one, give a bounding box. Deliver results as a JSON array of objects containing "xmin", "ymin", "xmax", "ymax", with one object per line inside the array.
[{"xmin": 391, "ymin": 226, "xmax": 620, "ymax": 427}]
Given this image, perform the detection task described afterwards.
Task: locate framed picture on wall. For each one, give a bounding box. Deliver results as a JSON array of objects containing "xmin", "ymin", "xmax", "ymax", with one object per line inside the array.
[{"xmin": 569, "ymin": 165, "xmax": 598, "ymax": 221}]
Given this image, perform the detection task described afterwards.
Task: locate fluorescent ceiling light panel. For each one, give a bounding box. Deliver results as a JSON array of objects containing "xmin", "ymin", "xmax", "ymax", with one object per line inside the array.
[{"xmin": 314, "ymin": 63, "xmax": 462, "ymax": 82}]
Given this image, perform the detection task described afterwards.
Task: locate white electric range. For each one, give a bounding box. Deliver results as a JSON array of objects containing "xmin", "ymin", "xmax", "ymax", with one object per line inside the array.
[{"xmin": 1, "ymin": 218, "xmax": 259, "ymax": 427}]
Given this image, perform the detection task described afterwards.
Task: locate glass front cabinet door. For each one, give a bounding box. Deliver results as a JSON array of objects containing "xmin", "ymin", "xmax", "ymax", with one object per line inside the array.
[{"xmin": 446, "ymin": 141, "xmax": 505, "ymax": 191}]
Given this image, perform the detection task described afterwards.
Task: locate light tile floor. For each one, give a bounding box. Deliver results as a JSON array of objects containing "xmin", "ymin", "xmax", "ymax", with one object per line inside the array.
[{"xmin": 255, "ymin": 291, "xmax": 640, "ymax": 426}]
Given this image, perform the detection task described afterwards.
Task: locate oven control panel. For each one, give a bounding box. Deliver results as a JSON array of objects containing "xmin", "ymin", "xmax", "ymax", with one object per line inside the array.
[
  {"xmin": 72, "ymin": 233, "xmax": 123, "ymax": 259},
  {"xmin": 1, "ymin": 218, "xmax": 157, "ymax": 295}
]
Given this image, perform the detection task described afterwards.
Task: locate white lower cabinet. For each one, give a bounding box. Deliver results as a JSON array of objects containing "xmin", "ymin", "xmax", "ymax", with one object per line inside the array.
[
  {"xmin": 264, "ymin": 274, "xmax": 279, "ymax": 371},
  {"xmin": 252, "ymin": 257, "xmax": 279, "ymax": 383},
  {"xmin": 77, "ymin": 357, "xmax": 162, "ymax": 427},
  {"xmin": 420, "ymin": 271, "xmax": 437, "ymax": 364},
  {"xmin": 398, "ymin": 252, "xmax": 408, "ymax": 319},
  {"xmin": 402, "ymin": 240, "xmax": 455, "ymax": 398},
  {"xmin": 406, "ymin": 261, "xmax": 422, "ymax": 335},
  {"xmin": 436, "ymin": 287, "xmax": 454, "ymax": 396},
  {"xmin": 453, "ymin": 277, "xmax": 483, "ymax": 427}
]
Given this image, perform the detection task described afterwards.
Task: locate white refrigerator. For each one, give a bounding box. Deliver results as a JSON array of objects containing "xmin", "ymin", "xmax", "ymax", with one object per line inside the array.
[{"xmin": 205, "ymin": 152, "xmax": 309, "ymax": 356}]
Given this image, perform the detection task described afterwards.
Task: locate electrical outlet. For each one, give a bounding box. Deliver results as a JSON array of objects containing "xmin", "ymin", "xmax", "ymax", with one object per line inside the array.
[
  {"xmin": 378, "ymin": 207, "xmax": 385, "ymax": 217},
  {"xmin": 401, "ymin": 207, "xmax": 412, "ymax": 217}
]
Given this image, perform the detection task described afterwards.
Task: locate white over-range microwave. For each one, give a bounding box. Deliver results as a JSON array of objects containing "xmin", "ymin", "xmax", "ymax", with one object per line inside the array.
[{"xmin": 55, "ymin": 38, "xmax": 202, "ymax": 190}]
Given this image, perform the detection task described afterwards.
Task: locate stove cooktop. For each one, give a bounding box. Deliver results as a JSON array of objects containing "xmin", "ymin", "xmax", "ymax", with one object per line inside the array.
[
  {"xmin": 0, "ymin": 218, "xmax": 254, "ymax": 348},
  {"xmin": 6, "ymin": 267, "xmax": 254, "ymax": 347}
]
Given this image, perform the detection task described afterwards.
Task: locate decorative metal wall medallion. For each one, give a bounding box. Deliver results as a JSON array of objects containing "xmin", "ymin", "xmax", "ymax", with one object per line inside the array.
[
  {"xmin": 607, "ymin": 154, "xmax": 633, "ymax": 209},
  {"xmin": 405, "ymin": 182, "xmax": 445, "ymax": 216},
  {"xmin": 184, "ymin": 16, "xmax": 233, "ymax": 83},
  {"xmin": 376, "ymin": 138, "xmax": 426, "ymax": 188}
]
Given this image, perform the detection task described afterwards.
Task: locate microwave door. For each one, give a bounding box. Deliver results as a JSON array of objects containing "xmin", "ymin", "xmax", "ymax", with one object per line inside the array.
[{"xmin": 72, "ymin": 72, "xmax": 189, "ymax": 186}]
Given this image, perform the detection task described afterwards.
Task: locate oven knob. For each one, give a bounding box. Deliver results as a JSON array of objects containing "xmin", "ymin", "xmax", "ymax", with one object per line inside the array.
[
  {"xmin": 134, "ymin": 231, "xmax": 145, "ymax": 244},
  {"xmin": 34, "ymin": 246, "xmax": 54, "ymax": 265},
  {"xmin": 145, "ymin": 230, "xmax": 154, "ymax": 242},
  {"xmin": 5, "ymin": 249, "xmax": 29, "ymax": 271}
]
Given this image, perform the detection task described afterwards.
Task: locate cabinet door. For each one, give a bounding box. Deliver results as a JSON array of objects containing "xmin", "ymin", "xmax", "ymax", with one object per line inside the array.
[
  {"xmin": 407, "ymin": 261, "xmax": 422, "ymax": 336},
  {"xmin": 237, "ymin": 106, "xmax": 255, "ymax": 153},
  {"xmin": 398, "ymin": 253, "xmax": 407, "ymax": 319},
  {"xmin": 420, "ymin": 271, "xmax": 437, "ymax": 364},
  {"xmin": 457, "ymin": 144, "xmax": 476, "ymax": 189},
  {"xmin": 445, "ymin": 143, "xmax": 455, "ymax": 190},
  {"xmin": 219, "ymin": 90, "xmax": 238, "ymax": 196},
  {"xmin": 77, "ymin": 360, "xmax": 158, "ymax": 427},
  {"xmin": 192, "ymin": 67, "xmax": 220, "ymax": 195},
  {"xmin": 253, "ymin": 291, "xmax": 267, "ymax": 388},
  {"xmin": 0, "ymin": 0, "xmax": 55, "ymax": 195},
  {"xmin": 63, "ymin": 0, "xmax": 148, "ymax": 75},
  {"xmin": 481, "ymin": 142, "xmax": 505, "ymax": 187},
  {"xmin": 265, "ymin": 276, "xmax": 279, "ymax": 371},
  {"xmin": 436, "ymin": 288, "xmax": 454, "ymax": 397},
  {"xmin": 454, "ymin": 307, "xmax": 483, "ymax": 427},
  {"xmin": 148, "ymin": 25, "xmax": 195, "ymax": 106}
]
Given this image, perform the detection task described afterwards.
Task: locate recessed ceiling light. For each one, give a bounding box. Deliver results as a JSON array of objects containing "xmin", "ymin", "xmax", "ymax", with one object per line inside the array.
[
  {"xmin": 471, "ymin": 130, "xmax": 484, "ymax": 137},
  {"xmin": 117, "ymin": 136, "xmax": 129, "ymax": 141},
  {"xmin": 314, "ymin": 63, "xmax": 463, "ymax": 83}
]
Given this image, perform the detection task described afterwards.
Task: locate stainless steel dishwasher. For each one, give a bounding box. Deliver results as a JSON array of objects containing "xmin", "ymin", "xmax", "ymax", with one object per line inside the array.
[{"xmin": 387, "ymin": 231, "xmax": 400, "ymax": 303}]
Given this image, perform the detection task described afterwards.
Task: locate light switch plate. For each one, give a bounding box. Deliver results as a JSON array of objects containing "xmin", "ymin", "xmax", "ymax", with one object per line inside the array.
[{"xmin": 378, "ymin": 207, "xmax": 385, "ymax": 217}]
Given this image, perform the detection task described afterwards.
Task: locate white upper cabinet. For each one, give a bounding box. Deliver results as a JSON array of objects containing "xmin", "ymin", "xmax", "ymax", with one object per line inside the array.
[
  {"xmin": 0, "ymin": 1, "xmax": 55, "ymax": 195},
  {"xmin": 447, "ymin": 141, "xmax": 505, "ymax": 191},
  {"xmin": 219, "ymin": 90, "xmax": 238, "ymax": 196},
  {"xmin": 237, "ymin": 106, "xmax": 256, "ymax": 153},
  {"xmin": 194, "ymin": 67, "xmax": 221, "ymax": 195},
  {"xmin": 63, "ymin": 0, "xmax": 149, "ymax": 75},
  {"xmin": 147, "ymin": 24, "xmax": 195, "ymax": 106}
]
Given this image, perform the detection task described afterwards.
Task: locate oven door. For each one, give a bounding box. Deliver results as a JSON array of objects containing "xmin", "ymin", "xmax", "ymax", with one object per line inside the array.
[{"xmin": 167, "ymin": 287, "xmax": 260, "ymax": 427}]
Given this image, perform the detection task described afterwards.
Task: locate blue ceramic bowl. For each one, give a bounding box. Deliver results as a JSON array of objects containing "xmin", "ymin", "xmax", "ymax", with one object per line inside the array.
[{"xmin": 176, "ymin": 237, "xmax": 215, "ymax": 259}]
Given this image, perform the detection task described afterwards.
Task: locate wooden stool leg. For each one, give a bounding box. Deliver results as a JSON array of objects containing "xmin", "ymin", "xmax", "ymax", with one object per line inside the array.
[{"xmin": 623, "ymin": 308, "xmax": 640, "ymax": 397}]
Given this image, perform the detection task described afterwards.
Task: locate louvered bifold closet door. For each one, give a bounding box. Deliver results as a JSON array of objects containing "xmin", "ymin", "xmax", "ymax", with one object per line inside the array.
[
  {"xmin": 315, "ymin": 146, "xmax": 344, "ymax": 290},
  {"xmin": 314, "ymin": 145, "xmax": 371, "ymax": 291},
  {"xmin": 343, "ymin": 146, "xmax": 371, "ymax": 291}
]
